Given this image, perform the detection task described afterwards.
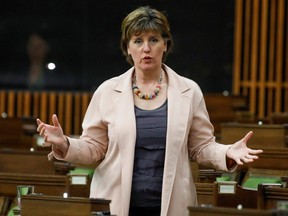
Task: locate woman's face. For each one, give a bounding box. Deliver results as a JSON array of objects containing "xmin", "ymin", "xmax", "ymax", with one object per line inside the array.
[{"xmin": 127, "ymin": 31, "xmax": 167, "ymax": 72}]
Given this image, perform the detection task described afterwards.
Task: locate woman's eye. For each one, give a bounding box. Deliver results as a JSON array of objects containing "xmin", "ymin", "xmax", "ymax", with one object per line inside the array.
[
  {"xmin": 134, "ymin": 39, "xmax": 142, "ymax": 44},
  {"xmin": 151, "ymin": 38, "xmax": 159, "ymax": 44}
]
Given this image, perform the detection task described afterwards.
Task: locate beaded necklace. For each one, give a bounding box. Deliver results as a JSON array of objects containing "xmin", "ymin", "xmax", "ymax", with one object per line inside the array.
[{"xmin": 132, "ymin": 71, "xmax": 163, "ymax": 100}]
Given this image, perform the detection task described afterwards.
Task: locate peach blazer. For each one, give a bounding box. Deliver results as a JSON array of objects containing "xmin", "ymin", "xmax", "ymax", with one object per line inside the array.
[{"xmin": 50, "ymin": 64, "xmax": 232, "ymax": 216}]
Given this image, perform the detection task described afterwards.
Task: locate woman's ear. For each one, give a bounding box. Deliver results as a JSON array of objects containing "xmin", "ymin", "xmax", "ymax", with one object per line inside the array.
[
  {"xmin": 164, "ymin": 40, "xmax": 168, "ymax": 52},
  {"xmin": 127, "ymin": 46, "xmax": 131, "ymax": 55}
]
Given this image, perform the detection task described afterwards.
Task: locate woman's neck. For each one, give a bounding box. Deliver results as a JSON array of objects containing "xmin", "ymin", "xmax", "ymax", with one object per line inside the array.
[{"xmin": 134, "ymin": 67, "xmax": 163, "ymax": 84}]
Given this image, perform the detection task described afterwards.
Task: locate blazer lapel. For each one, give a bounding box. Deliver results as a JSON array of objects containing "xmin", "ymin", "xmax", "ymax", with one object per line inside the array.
[
  {"xmin": 113, "ymin": 68, "xmax": 136, "ymax": 215},
  {"xmin": 162, "ymin": 65, "xmax": 191, "ymax": 215}
]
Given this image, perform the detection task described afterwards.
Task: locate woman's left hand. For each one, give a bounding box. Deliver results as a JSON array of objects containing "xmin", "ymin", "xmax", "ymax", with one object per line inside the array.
[{"xmin": 226, "ymin": 131, "xmax": 263, "ymax": 165}]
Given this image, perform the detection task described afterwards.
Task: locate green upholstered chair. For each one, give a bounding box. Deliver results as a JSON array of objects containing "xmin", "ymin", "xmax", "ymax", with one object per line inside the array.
[{"xmin": 242, "ymin": 176, "xmax": 282, "ymax": 190}]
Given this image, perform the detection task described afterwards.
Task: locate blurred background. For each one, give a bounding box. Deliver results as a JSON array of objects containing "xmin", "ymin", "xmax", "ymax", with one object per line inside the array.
[{"xmin": 0, "ymin": 0, "xmax": 234, "ymax": 92}]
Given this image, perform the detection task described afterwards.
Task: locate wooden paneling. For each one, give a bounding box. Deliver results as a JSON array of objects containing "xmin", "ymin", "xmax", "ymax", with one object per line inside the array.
[{"xmin": 233, "ymin": 0, "xmax": 288, "ymax": 120}]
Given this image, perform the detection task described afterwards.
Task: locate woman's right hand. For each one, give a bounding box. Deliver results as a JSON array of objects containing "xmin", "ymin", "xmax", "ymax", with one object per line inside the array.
[{"xmin": 36, "ymin": 114, "xmax": 69, "ymax": 157}]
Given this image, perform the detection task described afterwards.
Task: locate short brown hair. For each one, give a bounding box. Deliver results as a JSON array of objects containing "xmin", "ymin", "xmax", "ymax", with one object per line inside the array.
[{"xmin": 120, "ymin": 6, "xmax": 173, "ymax": 65}]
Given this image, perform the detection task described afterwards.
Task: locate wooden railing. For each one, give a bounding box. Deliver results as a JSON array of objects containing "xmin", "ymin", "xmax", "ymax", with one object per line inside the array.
[
  {"xmin": 0, "ymin": 90, "xmax": 250, "ymax": 139},
  {"xmin": 0, "ymin": 90, "xmax": 93, "ymax": 136}
]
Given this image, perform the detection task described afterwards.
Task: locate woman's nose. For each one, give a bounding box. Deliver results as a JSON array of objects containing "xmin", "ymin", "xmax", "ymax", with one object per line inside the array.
[{"xmin": 143, "ymin": 42, "xmax": 150, "ymax": 53}]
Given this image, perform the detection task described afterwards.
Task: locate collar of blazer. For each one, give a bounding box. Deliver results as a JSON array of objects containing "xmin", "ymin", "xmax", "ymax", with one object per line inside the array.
[{"xmin": 113, "ymin": 64, "xmax": 191, "ymax": 94}]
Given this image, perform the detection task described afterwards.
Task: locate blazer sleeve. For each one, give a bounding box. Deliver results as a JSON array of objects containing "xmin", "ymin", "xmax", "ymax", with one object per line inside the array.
[
  {"xmin": 187, "ymin": 86, "xmax": 233, "ymax": 171},
  {"xmin": 50, "ymin": 86, "xmax": 109, "ymax": 165}
]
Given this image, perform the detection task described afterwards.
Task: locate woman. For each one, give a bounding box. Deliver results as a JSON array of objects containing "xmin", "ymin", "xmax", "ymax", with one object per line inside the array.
[{"xmin": 37, "ymin": 6, "xmax": 263, "ymax": 216}]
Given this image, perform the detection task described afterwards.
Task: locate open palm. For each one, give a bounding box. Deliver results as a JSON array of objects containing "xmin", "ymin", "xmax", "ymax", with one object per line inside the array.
[{"xmin": 226, "ymin": 131, "xmax": 263, "ymax": 165}]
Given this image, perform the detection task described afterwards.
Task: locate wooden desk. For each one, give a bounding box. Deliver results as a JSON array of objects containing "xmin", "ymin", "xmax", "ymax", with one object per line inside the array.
[
  {"xmin": 270, "ymin": 112, "xmax": 288, "ymax": 124},
  {"xmin": 0, "ymin": 149, "xmax": 95, "ymax": 216},
  {"xmin": 21, "ymin": 195, "xmax": 111, "ymax": 216},
  {"xmin": 195, "ymin": 148, "xmax": 288, "ymax": 208},
  {"xmin": 188, "ymin": 206, "xmax": 282, "ymax": 216},
  {"xmin": 220, "ymin": 123, "xmax": 288, "ymax": 149},
  {"xmin": 0, "ymin": 173, "xmax": 67, "ymax": 197},
  {"xmin": 0, "ymin": 149, "xmax": 91, "ymax": 198},
  {"xmin": 258, "ymin": 184, "xmax": 288, "ymax": 210},
  {"xmin": 0, "ymin": 117, "xmax": 36, "ymax": 150},
  {"xmin": 0, "ymin": 149, "xmax": 54, "ymax": 174},
  {"xmin": 195, "ymin": 182, "xmax": 214, "ymax": 206},
  {"xmin": 213, "ymin": 182, "xmax": 258, "ymax": 209}
]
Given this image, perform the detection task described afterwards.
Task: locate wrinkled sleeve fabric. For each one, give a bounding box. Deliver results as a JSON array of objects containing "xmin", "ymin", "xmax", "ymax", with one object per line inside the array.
[{"xmin": 187, "ymin": 83, "xmax": 236, "ymax": 172}]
